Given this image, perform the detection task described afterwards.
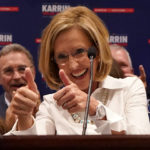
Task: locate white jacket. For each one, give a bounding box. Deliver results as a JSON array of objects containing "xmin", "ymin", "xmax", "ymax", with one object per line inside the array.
[{"xmin": 8, "ymin": 76, "xmax": 150, "ymax": 135}]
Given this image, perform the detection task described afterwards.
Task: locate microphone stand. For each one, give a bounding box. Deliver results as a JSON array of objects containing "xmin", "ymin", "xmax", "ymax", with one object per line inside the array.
[{"xmin": 82, "ymin": 55, "xmax": 94, "ymax": 135}]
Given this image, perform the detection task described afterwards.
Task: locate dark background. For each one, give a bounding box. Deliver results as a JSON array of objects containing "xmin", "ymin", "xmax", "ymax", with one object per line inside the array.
[{"xmin": 0, "ymin": 0, "xmax": 150, "ymax": 98}]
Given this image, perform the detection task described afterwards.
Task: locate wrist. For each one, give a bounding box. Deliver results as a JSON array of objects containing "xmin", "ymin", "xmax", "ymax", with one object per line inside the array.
[
  {"xmin": 91, "ymin": 103, "xmax": 106, "ymax": 120},
  {"xmin": 89, "ymin": 97, "xmax": 99, "ymax": 116},
  {"xmin": 17, "ymin": 115, "xmax": 33, "ymax": 130},
  {"xmin": 95, "ymin": 103, "xmax": 106, "ymax": 120}
]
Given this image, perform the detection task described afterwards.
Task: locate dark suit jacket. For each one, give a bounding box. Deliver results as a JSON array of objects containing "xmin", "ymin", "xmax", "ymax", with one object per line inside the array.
[
  {"xmin": 146, "ymin": 85, "xmax": 150, "ymax": 99},
  {"xmin": 146, "ymin": 85, "xmax": 150, "ymax": 119},
  {"xmin": 0, "ymin": 93, "xmax": 8, "ymax": 119}
]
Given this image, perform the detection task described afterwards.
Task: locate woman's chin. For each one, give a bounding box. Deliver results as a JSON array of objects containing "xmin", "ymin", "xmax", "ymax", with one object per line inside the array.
[{"xmin": 78, "ymin": 84, "xmax": 89, "ymax": 92}]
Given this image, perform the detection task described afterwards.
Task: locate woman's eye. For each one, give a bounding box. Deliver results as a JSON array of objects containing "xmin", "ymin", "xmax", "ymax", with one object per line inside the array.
[
  {"xmin": 58, "ymin": 54, "xmax": 68, "ymax": 60},
  {"xmin": 75, "ymin": 48, "xmax": 85, "ymax": 55}
]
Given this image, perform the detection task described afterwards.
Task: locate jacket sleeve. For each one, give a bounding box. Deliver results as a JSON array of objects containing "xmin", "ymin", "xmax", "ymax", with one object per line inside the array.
[
  {"xmin": 91, "ymin": 77, "xmax": 150, "ymax": 134},
  {"xmin": 5, "ymin": 95, "xmax": 56, "ymax": 135}
]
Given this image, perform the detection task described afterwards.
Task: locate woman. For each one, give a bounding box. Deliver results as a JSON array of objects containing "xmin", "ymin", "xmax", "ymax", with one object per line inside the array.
[{"xmin": 8, "ymin": 6, "xmax": 150, "ymax": 135}]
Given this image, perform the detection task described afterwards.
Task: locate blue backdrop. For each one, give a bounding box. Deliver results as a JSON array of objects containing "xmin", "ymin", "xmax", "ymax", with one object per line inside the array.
[{"xmin": 0, "ymin": 0, "xmax": 150, "ymax": 98}]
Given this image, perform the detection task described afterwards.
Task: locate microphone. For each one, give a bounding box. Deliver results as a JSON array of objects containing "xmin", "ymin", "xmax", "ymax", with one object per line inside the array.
[
  {"xmin": 82, "ymin": 46, "xmax": 97, "ymax": 135},
  {"xmin": 88, "ymin": 46, "xmax": 97, "ymax": 59}
]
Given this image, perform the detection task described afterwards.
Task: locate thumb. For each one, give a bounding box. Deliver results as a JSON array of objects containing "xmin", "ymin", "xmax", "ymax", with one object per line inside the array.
[
  {"xmin": 139, "ymin": 65, "xmax": 146, "ymax": 79},
  {"xmin": 139, "ymin": 65, "xmax": 147, "ymax": 88},
  {"xmin": 12, "ymin": 91, "xmax": 16, "ymax": 98},
  {"xmin": 59, "ymin": 69, "xmax": 72, "ymax": 86},
  {"xmin": 25, "ymin": 67, "xmax": 38, "ymax": 94}
]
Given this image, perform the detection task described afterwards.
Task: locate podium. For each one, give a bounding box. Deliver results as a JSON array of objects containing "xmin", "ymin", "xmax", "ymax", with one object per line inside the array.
[{"xmin": 1, "ymin": 135, "xmax": 150, "ymax": 150}]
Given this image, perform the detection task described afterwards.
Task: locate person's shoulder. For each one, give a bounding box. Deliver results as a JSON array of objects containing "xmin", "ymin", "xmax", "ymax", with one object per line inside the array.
[
  {"xmin": 121, "ymin": 76, "xmax": 143, "ymax": 84},
  {"xmin": 118, "ymin": 76, "xmax": 145, "ymax": 90},
  {"xmin": 119, "ymin": 75, "xmax": 139, "ymax": 81},
  {"xmin": 43, "ymin": 93, "xmax": 54, "ymax": 99},
  {"xmin": 0, "ymin": 93, "xmax": 5, "ymax": 104},
  {"xmin": 42, "ymin": 93, "xmax": 56, "ymax": 104},
  {"xmin": 104, "ymin": 76, "xmax": 143, "ymax": 89},
  {"xmin": 0, "ymin": 93, "xmax": 4, "ymax": 98}
]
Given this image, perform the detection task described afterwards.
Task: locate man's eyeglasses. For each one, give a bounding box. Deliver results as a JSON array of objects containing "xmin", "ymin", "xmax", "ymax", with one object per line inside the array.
[
  {"xmin": 54, "ymin": 48, "xmax": 88, "ymax": 66},
  {"xmin": 2, "ymin": 65, "xmax": 33, "ymax": 76}
]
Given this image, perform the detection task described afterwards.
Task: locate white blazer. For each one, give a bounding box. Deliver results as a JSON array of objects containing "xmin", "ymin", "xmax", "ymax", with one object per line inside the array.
[{"xmin": 8, "ymin": 76, "xmax": 150, "ymax": 135}]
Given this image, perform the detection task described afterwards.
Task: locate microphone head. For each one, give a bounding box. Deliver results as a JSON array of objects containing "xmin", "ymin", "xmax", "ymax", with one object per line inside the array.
[{"xmin": 88, "ymin": 46, "xmax": 97, "ymax": 59}]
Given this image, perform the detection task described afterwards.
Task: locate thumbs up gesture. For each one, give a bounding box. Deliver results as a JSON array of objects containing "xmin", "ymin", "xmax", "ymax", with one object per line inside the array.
[
  {"xmin": 138, "ymin": 65, "xmax": 147, "ymax": 88},
  {"xmin": 53, "ymin": 69, "xmax": 98, "ymax": 115},
  {"xmin": 10, "ymin": 67, "xmax": 40, "ymax": 130}
]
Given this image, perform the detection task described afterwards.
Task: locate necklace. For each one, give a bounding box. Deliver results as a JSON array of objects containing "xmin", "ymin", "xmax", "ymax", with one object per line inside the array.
[
  {"xmin": 71, "ymin": 113, "xmax": 81, "ymax": 123},
  {"xmin": 71, "ymin": 113, "xmax": 94, "ymax": 124}
]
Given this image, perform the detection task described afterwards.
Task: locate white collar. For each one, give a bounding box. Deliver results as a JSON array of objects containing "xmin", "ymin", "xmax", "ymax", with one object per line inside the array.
[
  {"xmin": 99, "ymin": 75, "xmax": 126, "ymax": 90},
  {"xmin": 4, "ymin": 92, "xmax": 10, "ymax": 106},
  {"xmin": 91, "ymin": 76, "xmax": 127, "ymax": 105}
]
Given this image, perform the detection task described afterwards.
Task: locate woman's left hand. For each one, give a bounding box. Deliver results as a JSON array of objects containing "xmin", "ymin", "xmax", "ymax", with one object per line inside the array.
[{"xmin": 53, "ymin": 69, "xmax": 99, "ymax": 115}]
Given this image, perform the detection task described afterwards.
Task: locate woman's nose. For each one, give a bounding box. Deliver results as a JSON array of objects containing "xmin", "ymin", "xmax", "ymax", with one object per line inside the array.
[{"xmin": 68, "ymin": 56, "xmax": 79, "ymax": 70}]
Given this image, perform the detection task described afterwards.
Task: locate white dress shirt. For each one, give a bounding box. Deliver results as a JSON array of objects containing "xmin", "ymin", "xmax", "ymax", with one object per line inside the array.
[{"xmin": 8, "ymin": 76, "xmax": 150, "ymax": 135}]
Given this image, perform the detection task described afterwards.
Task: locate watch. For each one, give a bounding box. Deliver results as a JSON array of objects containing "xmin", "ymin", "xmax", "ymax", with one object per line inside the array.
[{"xmin": 96, "ymin": 104, "xmax": 106, "ymax": 120}]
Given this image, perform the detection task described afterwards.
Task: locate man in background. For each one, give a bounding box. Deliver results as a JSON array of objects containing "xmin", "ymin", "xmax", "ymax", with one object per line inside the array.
[
  {"xmin": 110, "ymin": 44, "xmax": 147, "ymax": 88},
  {"xmin": 0, "ymin": 43, "xmax": 40, "ymax": 132},
  {"xmin": 110, "ymin": 44, "xmax": 150, "ymax": 116}
]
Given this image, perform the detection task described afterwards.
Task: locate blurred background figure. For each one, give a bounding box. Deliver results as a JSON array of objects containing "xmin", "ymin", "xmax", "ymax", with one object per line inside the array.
[
  {"xmin": 110, "ymin": 44, "xmax": 150, "ymax": 117},
  {"xmin": 0, "ymin": 43, "xmax": 40, "ymax": 132},
  {"xmin": 109, "ymin": 59, "xmax": 124, "ymax": 79},
  {"xmin": 110, "ymin": 44, "xmax": 149, "ymax": 91}
]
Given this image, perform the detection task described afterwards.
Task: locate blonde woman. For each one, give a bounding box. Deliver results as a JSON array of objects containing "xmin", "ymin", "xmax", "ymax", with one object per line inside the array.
[{"xmin": 8, "ymin": 6, "xmax": 150, "ymax": 135}]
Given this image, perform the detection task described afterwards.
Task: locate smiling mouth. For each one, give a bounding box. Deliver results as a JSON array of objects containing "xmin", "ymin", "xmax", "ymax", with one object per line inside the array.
[
  {"xmin": 11, "ymin": 83, "xmax": 26, "ymax": 89},
  {"xmin": 71, "ymin": 69, "xmax": 88, "ymax": 79}
]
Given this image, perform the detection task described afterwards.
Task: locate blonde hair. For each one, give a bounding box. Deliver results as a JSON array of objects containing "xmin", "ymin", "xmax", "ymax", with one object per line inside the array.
[{"xmin": 39, "ymin": 6, "xmax": 112, "ymax": 90}]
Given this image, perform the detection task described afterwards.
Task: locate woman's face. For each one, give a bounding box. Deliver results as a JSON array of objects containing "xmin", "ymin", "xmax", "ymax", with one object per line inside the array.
[{"xmin": 54, "ymin": 27, "xmax": 98, "ymax": 92}]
